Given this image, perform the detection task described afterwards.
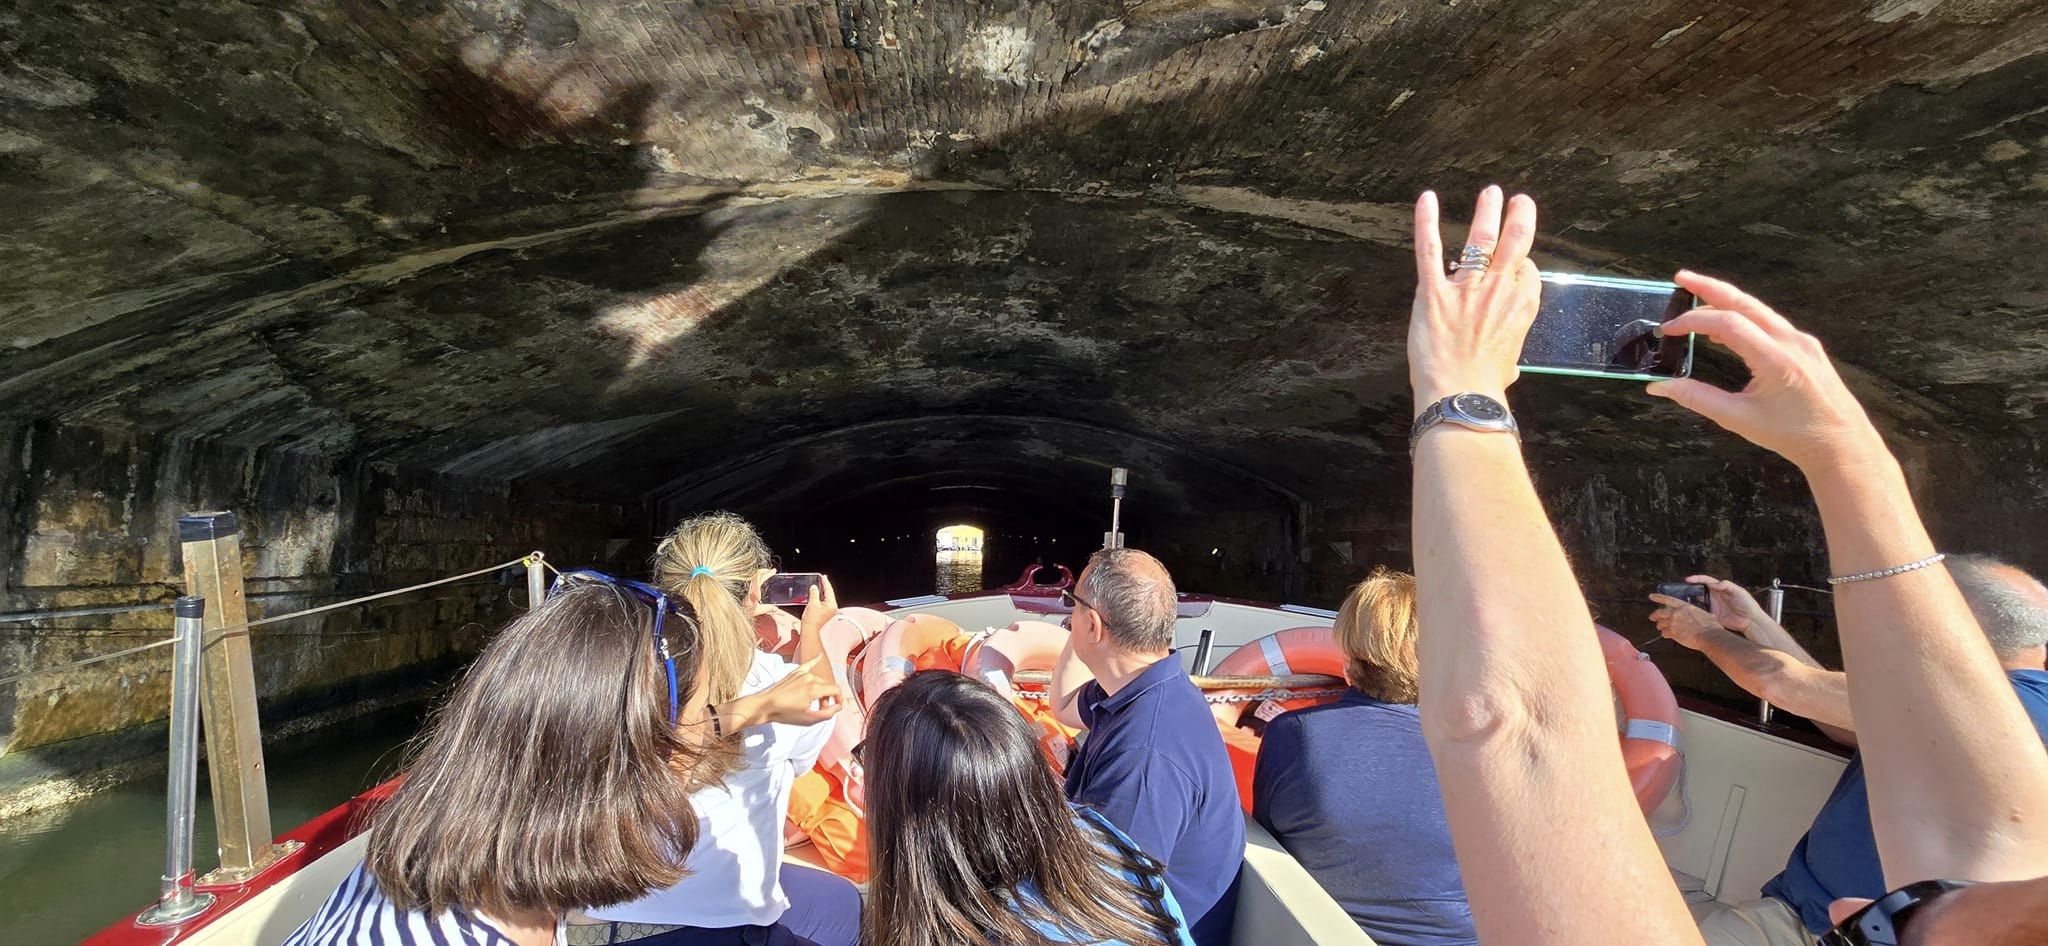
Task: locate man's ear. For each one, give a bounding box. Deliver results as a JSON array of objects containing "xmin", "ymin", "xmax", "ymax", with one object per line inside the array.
[{"xmin": 1828, "ymin": 898, "xmax": 1873, "ymax": 927}]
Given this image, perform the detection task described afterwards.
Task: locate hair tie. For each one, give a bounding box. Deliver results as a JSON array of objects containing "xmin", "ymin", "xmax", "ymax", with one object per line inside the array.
[{"xmin": 689, "ymin": 565, "xmax": 714, "ymax": 578}]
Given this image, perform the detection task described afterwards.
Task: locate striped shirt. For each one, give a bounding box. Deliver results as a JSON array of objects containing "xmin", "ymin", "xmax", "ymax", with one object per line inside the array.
[{"xmin": 283, "ymin": 863, "xmax": 564, "ymax": 946}]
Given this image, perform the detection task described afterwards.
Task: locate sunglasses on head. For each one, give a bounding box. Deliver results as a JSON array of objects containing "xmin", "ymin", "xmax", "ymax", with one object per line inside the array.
[{"xmin": 549, "ymin": 570, "xmax": 684, "ymax": 724}]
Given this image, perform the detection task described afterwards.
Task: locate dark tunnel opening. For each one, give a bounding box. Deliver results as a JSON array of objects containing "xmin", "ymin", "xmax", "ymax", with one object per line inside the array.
[{"xmin": 636, "ymin": 415, "xmax": 1314, "ymax": 606}]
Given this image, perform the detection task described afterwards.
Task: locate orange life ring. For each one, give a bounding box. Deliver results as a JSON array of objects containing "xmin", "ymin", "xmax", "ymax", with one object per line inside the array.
[
  {"xmin": 813, "ymin": 607, "xmax": 890, "ymax": 780},
  {"xmin": 855, "ymin": 613, "xmax": 966, "ymax": 710},
  {"xmin": 1205, "ymin": 626, "xmax": 1350, "ymax": 730},
  {"xmin": 961, "ymin": 620, "xmax": 1081, "ymax": 771},
  {"xmin": 1204, "ymin": 626, "xmax": 1349, "ymax": 809},
  {"xmin": 790, "ymin": 610, "xmax": 968, "ymax": 881},
  {"xmin": 1213, "ymin": 624, "xmax": 1685, "ymax": 817},
  {"xmin": 1599, "ymin": 624, "xmax": 1684, "ymax": 813}
]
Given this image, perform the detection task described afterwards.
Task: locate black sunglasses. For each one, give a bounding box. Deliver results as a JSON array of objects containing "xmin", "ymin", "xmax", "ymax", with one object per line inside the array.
[
  {"xmin": 1059, "ymin": 588, "xmax": 1100, "ymax": 612},
  {"xmin": 549, "ymin": 570, "xmax": 684, "ymax": 724}
]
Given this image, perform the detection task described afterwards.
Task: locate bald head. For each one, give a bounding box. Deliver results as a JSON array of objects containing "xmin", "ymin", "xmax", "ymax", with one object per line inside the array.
[
  {"xmin": 1948, "ymin": 554, "xmax": 2048, "ymax": 664},
  {"xmin": 1080, "ymin": 548, "xmax": 1179, "ymax": 653}
]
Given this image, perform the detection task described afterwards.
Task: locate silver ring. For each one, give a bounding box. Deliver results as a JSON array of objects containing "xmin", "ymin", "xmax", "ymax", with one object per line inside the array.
[{"xmin": 1450, "ymin": 244, "xmax": 1493, "ymax": 274}]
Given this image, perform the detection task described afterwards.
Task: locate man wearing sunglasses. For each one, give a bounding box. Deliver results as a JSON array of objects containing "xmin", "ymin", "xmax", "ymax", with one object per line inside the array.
[{"xmin": 1048, "ymin": 548, "xmax": 1243, "ymax": 946}]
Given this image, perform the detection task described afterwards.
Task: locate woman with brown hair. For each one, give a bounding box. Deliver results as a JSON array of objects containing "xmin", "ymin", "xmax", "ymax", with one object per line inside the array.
[
  {"xmin": 283, "ymin": 572, "xmax": 832, "ymax": 946},
  {"xmin": 861, "ymin": 670, "xmax": 1197, "ymax": 946},
  {"xmin": 587, "ymin": 512, "xmax": 858, "ymax": 946},
  {"xmin": 1251, "ymin": 567, "xmax": 1476, "ymax": 946}
]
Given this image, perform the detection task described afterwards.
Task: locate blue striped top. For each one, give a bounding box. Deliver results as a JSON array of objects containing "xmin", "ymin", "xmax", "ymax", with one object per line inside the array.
[{"xmin": 282, "ymin": 862, "xmax": 562, "ymax": 946}]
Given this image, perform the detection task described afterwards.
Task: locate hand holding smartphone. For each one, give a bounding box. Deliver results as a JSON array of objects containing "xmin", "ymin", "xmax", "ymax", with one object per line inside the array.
[
  {"xmin": 762, "ymin": 572, "xmax": 827, "ymax": 606},
  {"xmin": 1521, "ymin": 273, "xmax": 1697, "ymax": 381},
  {"xmin": 1655, "ymin": 582, "xmax": 1711, "ymax": 613}
]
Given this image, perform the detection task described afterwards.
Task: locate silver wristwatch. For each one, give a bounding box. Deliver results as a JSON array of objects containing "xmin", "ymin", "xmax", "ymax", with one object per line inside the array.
[{"xmin": 1409, "ymin": 393, "xmax": 1519, "ymax": 454}]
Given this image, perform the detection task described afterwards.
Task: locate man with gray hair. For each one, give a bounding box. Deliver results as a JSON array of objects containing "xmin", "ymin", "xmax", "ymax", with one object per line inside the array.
[
  {"xmin": 1648, "ymin": 554, "xmax": 2048, "ymax": 946},
  {"xmin": 1050, "ymin": 547, "xmax": 1244, "ymax": 946}
]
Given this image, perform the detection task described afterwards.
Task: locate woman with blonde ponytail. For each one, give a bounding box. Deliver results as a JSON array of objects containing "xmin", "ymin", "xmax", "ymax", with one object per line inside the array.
[{"xmin": 587, "ymin": 512, "xmax": 862, "ymax": 946}]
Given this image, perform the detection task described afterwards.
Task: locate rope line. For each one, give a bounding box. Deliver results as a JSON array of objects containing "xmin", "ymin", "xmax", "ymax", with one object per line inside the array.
[
  {"xmin": 0, "ymin": 553, "xmax": 546, "ymax": 686},
  {"xmin": 0, "ymin": 602, "xmax": 177, "ymax": 624},
  {"xmin": 206, "ymin": 554, "xmax": 541, "ymax": 640},
  {"xmin": 0, "ymin": 637, "xmax": 178, "ymax": 688}
]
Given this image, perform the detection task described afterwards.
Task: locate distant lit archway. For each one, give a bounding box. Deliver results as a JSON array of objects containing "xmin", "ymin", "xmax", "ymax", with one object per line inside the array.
[{"xmin": 934, "ymin": 524, "xmax": 985, "ymax": 595}]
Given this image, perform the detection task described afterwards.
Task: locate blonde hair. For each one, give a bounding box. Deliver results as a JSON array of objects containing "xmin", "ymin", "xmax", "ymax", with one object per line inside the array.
[
  {"xmin": 652, "ymin": 512, "xmax": 772, "ymax": 705},
  {"xmin": 1333, "ymin": 567, "xmax": 1421, "ymax": 704}
]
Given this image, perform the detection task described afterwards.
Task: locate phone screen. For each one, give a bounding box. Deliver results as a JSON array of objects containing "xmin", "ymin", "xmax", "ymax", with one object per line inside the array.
[
  {"xmin": 761, "ymin": 573, "xmax": 825, "ymax": 606},
  {"xmin": 1522, "ymin": 274, "xmax": 1696, "ymax": 380},
  {"xmin": 1656, "ymin": 582, "xmax": 1711, "ymax": 612}
]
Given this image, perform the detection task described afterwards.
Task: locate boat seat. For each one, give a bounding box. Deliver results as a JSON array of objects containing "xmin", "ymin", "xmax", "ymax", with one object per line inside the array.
[{"xmin": 1234, "ymin": 815, "xmax": 1378, "ymax": 946}]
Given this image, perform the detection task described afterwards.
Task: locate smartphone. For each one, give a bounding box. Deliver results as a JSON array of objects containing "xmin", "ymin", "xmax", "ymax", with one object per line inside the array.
[
  {"xmin": 761, "ymin": 572, "xmax": 826, "ymax": 606},
  {"xmin": 1656, "ymin": 582, "xmax": 1711, "ymax": 612},
  {"xmin": 1521, "ymin": 273, "xmax": 1697, "ymax": 381}
]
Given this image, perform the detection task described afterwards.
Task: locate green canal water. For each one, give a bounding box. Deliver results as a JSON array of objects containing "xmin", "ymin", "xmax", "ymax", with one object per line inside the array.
[{"xmin": 0, "ymin": 703, "xmax": 427, "ymax": 946}]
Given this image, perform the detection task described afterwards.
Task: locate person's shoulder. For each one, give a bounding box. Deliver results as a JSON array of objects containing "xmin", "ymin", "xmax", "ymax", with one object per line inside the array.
[
  {"xmin": 2008, "ymin": 669, "xmax": 2048, "ymax": 727},
  {"xmin": 744, "ymin": 649, "xmax": 795, "ymax": 688}
]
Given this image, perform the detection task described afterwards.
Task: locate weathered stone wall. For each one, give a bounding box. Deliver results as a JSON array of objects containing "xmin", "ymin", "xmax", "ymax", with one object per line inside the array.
[{"xmin": 0, "ymin": 419, "xmax": 634, "ymax": 769}]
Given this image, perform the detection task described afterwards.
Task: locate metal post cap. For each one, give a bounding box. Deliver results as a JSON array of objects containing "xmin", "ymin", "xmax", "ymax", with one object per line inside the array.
[
  {"xmin": 176, "ymin": 511, "xmax": 240, "ymax": 542},
  {"xmin": 174, "ymin": 596, "xmax": 206, "ymax": 618}
]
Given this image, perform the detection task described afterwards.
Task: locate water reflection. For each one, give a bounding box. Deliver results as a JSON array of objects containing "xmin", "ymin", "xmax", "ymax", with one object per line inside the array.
[
  {"xmin": 936, "ymin": 550, "xmax": 985, "ymax": 596},
  {"xmin": 935, "ymin": 524, "xmax": 986, "ymax": 595},
  {"xmin": 0, "ymin": 701, "xmax": 425, "ymax": 945}
]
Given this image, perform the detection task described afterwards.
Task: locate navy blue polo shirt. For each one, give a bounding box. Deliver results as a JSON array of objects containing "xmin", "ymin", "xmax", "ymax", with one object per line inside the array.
[
  {"xmin": 1762, "ymin": 669, "xmax": 2048, "ymax": 932},
  {"xmin": 1064, "ymin": 656, "xmax": 1244, "ymax": 946},
  {"xmin": 1253, "ymin": 691, "xmax": 1476, "ymax": 946}
]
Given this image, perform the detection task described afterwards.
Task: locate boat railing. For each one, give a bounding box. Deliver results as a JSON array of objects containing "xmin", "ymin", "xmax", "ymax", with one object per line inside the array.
[{"xmin": 0, "ymin": 507, "xmax": 554, "ymax": 928}]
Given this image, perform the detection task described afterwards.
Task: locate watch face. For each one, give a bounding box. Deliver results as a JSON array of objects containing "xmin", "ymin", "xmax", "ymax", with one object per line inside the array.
[{"xmin": 1452, "ymin": 393, "xmax": 1506, "ymax": 421}]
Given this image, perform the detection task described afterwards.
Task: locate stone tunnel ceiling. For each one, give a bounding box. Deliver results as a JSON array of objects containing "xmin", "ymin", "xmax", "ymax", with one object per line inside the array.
[{"xmin": 5, "ymin": 0, "xmax": 2048, "ymax": 524}]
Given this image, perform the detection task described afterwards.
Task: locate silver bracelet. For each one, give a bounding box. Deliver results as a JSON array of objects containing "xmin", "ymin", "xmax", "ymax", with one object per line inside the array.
[{"xmin": 1826, "ymin": 553, "xmax": 1946, "ymax": 586}]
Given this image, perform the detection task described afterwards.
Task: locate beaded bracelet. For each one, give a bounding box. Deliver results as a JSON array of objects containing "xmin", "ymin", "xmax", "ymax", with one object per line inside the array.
[{"xmin": 1826, "ymin": 553, "xmax": 1946, "ymax": 586}]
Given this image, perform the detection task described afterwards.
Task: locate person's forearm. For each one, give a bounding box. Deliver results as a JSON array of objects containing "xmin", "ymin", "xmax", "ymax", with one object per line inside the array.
[
  {"xmin": 1690, "ymin": 628, "xmax": 1854, "ymax": 731},
  {"xmin": 1806, "ymin": 443, "xmax": 2048, "ymax": 883},
  {"xmin": 1415, "ymin": 431, "xmax": 1701, "ymax": 945},
  {"xmin": 1742, "ymin": 612, "xmax": 1820, "ymax": 666},
  {"xmin": 796, "ymin": 619, "xmax": 830, "ymax": 682},
  {"xmin": 716, "ymin": 693, "xmax": 767, "ymax": 731}
]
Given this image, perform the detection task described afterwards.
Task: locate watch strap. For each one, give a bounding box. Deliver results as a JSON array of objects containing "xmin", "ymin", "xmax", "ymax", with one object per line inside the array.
[{"xmin": 1410, "ymin": 394, "xmax": 1516, "ymax": 454}]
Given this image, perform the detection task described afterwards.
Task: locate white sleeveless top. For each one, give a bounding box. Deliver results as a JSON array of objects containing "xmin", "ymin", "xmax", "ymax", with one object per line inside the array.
[{"xmin": 588, "ymin": 651, "xmax": 834, "ymax": 927}]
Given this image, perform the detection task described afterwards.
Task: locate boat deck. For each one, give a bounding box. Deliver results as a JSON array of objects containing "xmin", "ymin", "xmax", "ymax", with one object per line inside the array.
[{"xmin": 86, "ymin": 590, "xmax": 1851, "ymax": 946}]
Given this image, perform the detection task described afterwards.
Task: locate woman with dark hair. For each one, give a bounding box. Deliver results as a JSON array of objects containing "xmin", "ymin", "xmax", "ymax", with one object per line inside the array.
[
  {"xmin": 283, "ymin": 574, "xmax": 830, "ymax": 946},
  {"xmin": 862, "ymin": 671, "xmax": 1198, "ymax": 946}
]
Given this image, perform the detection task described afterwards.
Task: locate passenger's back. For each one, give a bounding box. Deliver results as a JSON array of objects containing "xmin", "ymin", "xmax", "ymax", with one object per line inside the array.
[{"xmin": 1252, "ymin": 692, "xmax": 1477, "ymax": 946}]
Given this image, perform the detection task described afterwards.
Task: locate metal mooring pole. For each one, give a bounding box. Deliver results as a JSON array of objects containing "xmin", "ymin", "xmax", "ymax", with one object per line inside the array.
[
  {"xmin": 1192, "ymin": 628, "xmax": 1217, "ymax": 676},
  {"xmin": 1103, "ymin": 467, "xmax": 1129, "ymax": 550},
  {"xmin": 1759, "ymin": 579, "xmax": 1787, "ymax": 727},
  {"xmin": 178, "ymin": 511, "xmax": 290, "ymax": 882},
  {"xmin": 527, "ymin": 552, "xmax": 548, "ymax": 610},
  {"xmin": 138, "ymin": 596, "xmax": 216, "ymax": 926}
]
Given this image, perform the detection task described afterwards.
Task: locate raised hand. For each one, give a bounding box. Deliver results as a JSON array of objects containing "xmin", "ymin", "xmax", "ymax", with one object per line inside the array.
[
  {"xmin": 799, "ymin": 574, "xmax": 839, "ymax": 642},
  {"xmin": 1686, "ymin": 573, "xmax": 1761, "ymax": 632},
  {"xmin": 720, "ymin": 655, "xmax": 843, "ymax": 729},
  {"xmin": 1648, "ymin": 593, "xmax": 1722, "ymax": 650},
  {"xmin": 1408, "ymin": 185, "xmax": 1543, "ymax": 409},
  {"xmin": 1645, "ymin": 271, "xmax": 1885, "ymax": 473}
]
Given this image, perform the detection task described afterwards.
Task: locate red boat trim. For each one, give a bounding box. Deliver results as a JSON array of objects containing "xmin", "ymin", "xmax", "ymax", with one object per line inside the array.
[{"xmin": 83, "ymin": 779, "xmax": 401, "ymax": 946}]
